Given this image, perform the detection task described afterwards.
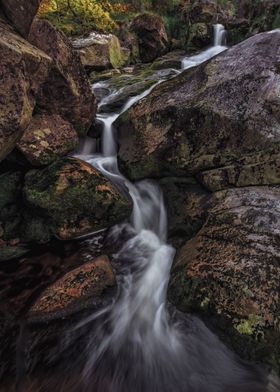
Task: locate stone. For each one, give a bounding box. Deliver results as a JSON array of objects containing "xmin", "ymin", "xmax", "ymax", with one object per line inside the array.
[
  {"xmin": 28, "ymin": 18, "xmax": 96, "ymax": 136},
  {"xmin": 168, "ymin": 186, "xmax": 280, "ymax": 372},
  {"xmin": 23, "ymin": 157, "xmax": 133, "ymax": 241},
  {"xmin": 17, "ymin": 114, "xmax": 79, "ymax": 166},
  {"xmin": 29, "ymin": 255, "xmax": 116, "ymax": 321},
  {"xmin": 116, "ymin": 30, "xmax": 280, "ymax": 187},
  {"xmin": 130, "ymin": 13, "xmax": 168, "ymax": 63},
  {"xmin": 0, "ymin": 21, "xmax": 51, "ymax": 162},
  {"xmin": 0, "ymin": 0, "xmax": 40, "ymax": 37},
  {"xmin": 72, "ymin": 32, "xmax": 128, "ymax": 71}
]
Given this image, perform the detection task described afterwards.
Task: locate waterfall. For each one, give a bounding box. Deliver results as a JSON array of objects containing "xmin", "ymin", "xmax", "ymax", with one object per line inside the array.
[
  {"xmin": 182, "ymin": 24, "xmax": 228, "ymax": 70},
  {"xmin": 67, "ymin": 66, "xmax": 271, "ymax": 391},
  {"xmin": 214, "ymin": 24, "xmax": 227, "ymax": 46}
]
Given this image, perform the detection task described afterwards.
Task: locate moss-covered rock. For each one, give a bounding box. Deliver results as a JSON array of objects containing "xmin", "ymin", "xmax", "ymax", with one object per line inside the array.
[
  {"xmin": 0, "ymin": 19, "xmax": 51, "ymax": 162},
  {"xmin": 28, "ymin": 255, "xmax": 116, "ymax": 321},
  {"xmin": 23, "ymin": 157, "xmax": 133, "ymax": 241},
  {"xmin": 28, "ymin": 18, "xmax": 96, "ymax": 136},
  {"xmin": 168, "ymin": 186, "xmax": 280, "ymax": 373},
  {"xmin": 130, "ymin": 13, "xmax": 169, "ymax": 63},
  {"xmin": 116, "ymin": 30, "xmax": 280, "ymax": 188},
  {"xmin": 17, "ymin": 114, "xmax": 79, "ymax": 166},
  {"xmin": 72, "ymin": 32, "xmax": 128, "ymax": 71}
]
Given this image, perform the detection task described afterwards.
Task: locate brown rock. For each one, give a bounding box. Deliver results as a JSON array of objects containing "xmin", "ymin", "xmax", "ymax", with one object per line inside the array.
[
  {"xmin": 0, "ymin": 21, "xmax": 51, "ymax": 162},
  {"xmin": 130, "ymin": 13, "xmax": 168, "ymax": 63},
  {"xmin": 23, "ymin": 157, "xmax": 133, "ymax": 241},
  {"xmin": 169, "ymin": 186, "xmax": 280, "ymax": 372},
  {"xmin": 28, "ymin": 18, "xmax": 96, "ymax": 136},
  {"xmin": 17, "ymin": 114, "xmax": 79, "ymax": 166},
  {"xmin": 29, "ymin": 255, "xmax": 116, "ymax": 320},
  {"xmin": 0, "ymin": 0, "xmax": 40, "ymax": 37}
]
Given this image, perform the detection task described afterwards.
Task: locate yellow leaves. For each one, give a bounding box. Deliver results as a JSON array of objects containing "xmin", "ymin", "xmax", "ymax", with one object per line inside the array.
[{"xmin": 39, "ymin": 0, "xmax": 116, "ymax": 34}]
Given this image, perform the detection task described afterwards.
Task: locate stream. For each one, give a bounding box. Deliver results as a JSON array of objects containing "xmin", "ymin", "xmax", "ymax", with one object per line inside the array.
[{"xmin": 55, "ymin": 24, "xmax": 275, "ymax": 392}]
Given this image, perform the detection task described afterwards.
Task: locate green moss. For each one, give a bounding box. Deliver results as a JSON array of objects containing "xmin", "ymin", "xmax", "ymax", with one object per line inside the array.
[{"xmin": 235, "ymin": 314, "xmax": 265, "ymax": 336}]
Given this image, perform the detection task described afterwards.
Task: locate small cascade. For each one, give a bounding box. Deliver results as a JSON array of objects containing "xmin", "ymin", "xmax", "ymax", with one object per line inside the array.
[
  {"xmin": 214, "ymin": 23, "xmax": 227, "ymax": 46},
  {"xmin": 67, "ymin": 44, "xmax": 270, "ymax": 392},
  {"xmin": 182, "ymin": 23, "xmax": 228, "ymax": 70}
]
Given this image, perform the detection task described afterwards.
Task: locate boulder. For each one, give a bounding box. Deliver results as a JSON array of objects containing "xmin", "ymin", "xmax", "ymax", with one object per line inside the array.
[
  {"xmin": 0, "ymin": 0, "xmax": 40, "ymax": 37},
  {"xmin": 116, "ymin": 30, "xmax": 280, "ymax": 188},
  {"xmin": 0, "ymin": 21, "xmax": 51, "ymax": 162},
  {"xmin": 159, "ymin": 178, "xmax": 212, "ymax": 248},
  {"xmin": 130, "ymin": 13, "xmax": 168, "ymax": 63},
  {"xmin": 168, "ymin": 186, "xmax": 280, "ymax": 372},
  {"xmin": 72, "ymin": 32, "xmax": 128, "ymax": 71},
  {"xmin": 23, "ymin": 157, "xmax": 132, "ymax": 241},
  {"xmin": 28, "ymin": 19, "xmax": 96, "ymax": 136},
  {"xmin": 17, "ymin": 114, "xmax": 79, "ymax": 166},
  {"xmin": 29, "ymin": 255, "xmax": 116, "ymax": 321}
]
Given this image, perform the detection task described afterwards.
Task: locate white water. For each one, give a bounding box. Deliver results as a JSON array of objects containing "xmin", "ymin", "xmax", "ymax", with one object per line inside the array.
[
  {"xmin": 182, "ymin": 24, "xmax": 227, "ymax": 70},
  {"xmin": 67, "ymin": 25, "xmax": 271, "ymax": 392}
]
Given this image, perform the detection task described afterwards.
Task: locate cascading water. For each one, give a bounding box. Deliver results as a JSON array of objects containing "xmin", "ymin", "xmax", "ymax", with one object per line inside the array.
[
  {"xmin": 61, "ymin": 25, "xmax": 276, "ymax": 392},
  {"xmin": 182, "ymin": 23, "xmax": 228, "ymax": 70},
  {"xmin": 214, "ymin": 23, "xmax": 227, "ymax": 46}
]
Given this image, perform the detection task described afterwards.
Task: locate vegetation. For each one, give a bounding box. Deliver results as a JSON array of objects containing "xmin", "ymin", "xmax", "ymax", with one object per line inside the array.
[{"xmin": 38, "ymin": 0, "xmax": 183, "ymax": 35}]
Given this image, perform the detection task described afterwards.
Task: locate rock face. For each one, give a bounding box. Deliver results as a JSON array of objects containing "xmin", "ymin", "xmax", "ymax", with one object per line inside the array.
[
  {"xmin": 116, "ymin": 30, "xmax": 280, "ymax": 189},
  {"xmin": 29, "ymin": 255, "xmax": 116, "ymax": 321},
  {"xmin": 0, "ymin": 0, "xmax": 40, "ymax": 37},
  {"xmin": 23, "ymin": 157, "xmax": 132, "ymax": 241},
  {"xmin": 28, "ymin": 18, "xmax": 96, "ymax": 136},
  {"xmin": 168, "ymin": 186, "xmax": 280, "ymax": 372},
  {"xmin": 17, "ymin": 114, "xmax": 79, "ymax": 166},
  {"xmin": 0, "ymin": 21, "xmax": 51, "ymax": 162},
  {"xmin": 130, "ymin": 13, "xmax": 168, "ymax": 63},
  {"xmin": 72, "ymin": 32, "xmax": 128, "ymax": 70}
]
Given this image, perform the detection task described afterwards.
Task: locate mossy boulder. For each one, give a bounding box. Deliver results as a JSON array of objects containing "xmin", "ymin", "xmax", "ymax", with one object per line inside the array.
[
  {"xmin": 130, "ymin": 13, "xmax": 169, "ymax": 63},
  {"xmin": 28, "ymin": 18, "xmax": 96, "ymax": 136},
  {"xmin": 29, "ymin": 255, "xmax": 116, "ymax": 321},
  {"xmin": 72, "ymin": 32, "xmax": 128, "ymax": 71},
  {"xmin": 23, "ymin": 157, "xmax": 133, "ymax": 241},
  {"xmin": 116, "ymin": 31, "xmax": 280, "ymax": 188},
  {"xmin": 0, "ymin": 20, "xmax": 51, "ymax": 162},
  {"xmin": 17, "ymin": 114, "xmax": 79, "ymax": 166},
  {"xmin": 168, "ymin": 186, "xmax": 280, "ymax": 373}
]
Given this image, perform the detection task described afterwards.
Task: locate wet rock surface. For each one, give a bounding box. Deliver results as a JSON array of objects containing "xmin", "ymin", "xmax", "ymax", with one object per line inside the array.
[
  {"xmin": 130, "ymin": 13, "xmax": 168, "ymax": 63},
  {"xmin": 72, "ymin": 32, "xmax": 128, "ymax": 71},
  {"xmin": 0, "ymin": 0, "xmax": 40, "ymax": 37},
  {"xmin": 23, "ymin": 157, "xmax": 133, "ymax": 241},
  {"xmin": 17, "ymin": 114, "xmax": 79, "ymax": 166},
  {"xmin": 168, "ymin": 186, "xmax": 280, "ymax": 372},
  {"xmin": 116, "ymin": 30, "xmax": 280, "ymax": 189},
  {"xmin": 29, "ymin": 255, "xmax": 116, "ymax": 321},
  {"xmin": 0, "ymin": 20, "xmax": 51, "ymax": 162},
  {"xmin": 28, "ymin": 18, "xmax": 96, "ymax": 136}
]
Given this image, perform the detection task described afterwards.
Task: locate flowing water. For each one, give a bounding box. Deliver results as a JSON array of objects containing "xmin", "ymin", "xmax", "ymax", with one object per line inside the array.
[
  {"xmin": 50, "ymin": 24, "xmax": 276, "ymax": 391},
  {"xmin": 182, "ymin": 24, "xmax": 227, "ymax": 69},
  {"xmin": 64, "ymin": 25, "xmax": 277, "ymax": 392}
]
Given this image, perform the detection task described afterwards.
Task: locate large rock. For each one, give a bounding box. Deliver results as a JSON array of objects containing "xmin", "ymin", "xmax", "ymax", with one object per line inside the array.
[
  {"xmin": 130, "ymin": 13, "xmax": 168, "ymax": 63},
  {"xmin": 0, "ymin": 0, "xmax": 40, "ymax": 37},
  {"xmin": 17, "ymin": 114, "xmax": 79, "ymax": 166},
  {"xmin": 29, "ymin": 255, "xmax": 116, "ymax": 321},
  {"xmin": 0, "ymin": 21, "xmax": 51, "ymax": 162},
  {"xmin": 23, "ymin": 157, "xmax": 132, "ymax": 241},
  {"xmin": 28, "ymin": 19, "xmax": 96, "ymax": 136},
  {"xmin": 168, "ymin": 186, "xmax": 280, "ymax": 372},
  {"xmin": 72, "ymin": 32, "xmax": 128, "ymax": 71},
  {"xmin": 116, "ymin": 30, "xmax": 280, "ymax": 189}
]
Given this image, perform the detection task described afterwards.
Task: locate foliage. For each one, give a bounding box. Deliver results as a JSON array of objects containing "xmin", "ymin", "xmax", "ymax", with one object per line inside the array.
[{"xmin": 39, "ymin": 0, "xmax": 116, "ymax": 35}]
